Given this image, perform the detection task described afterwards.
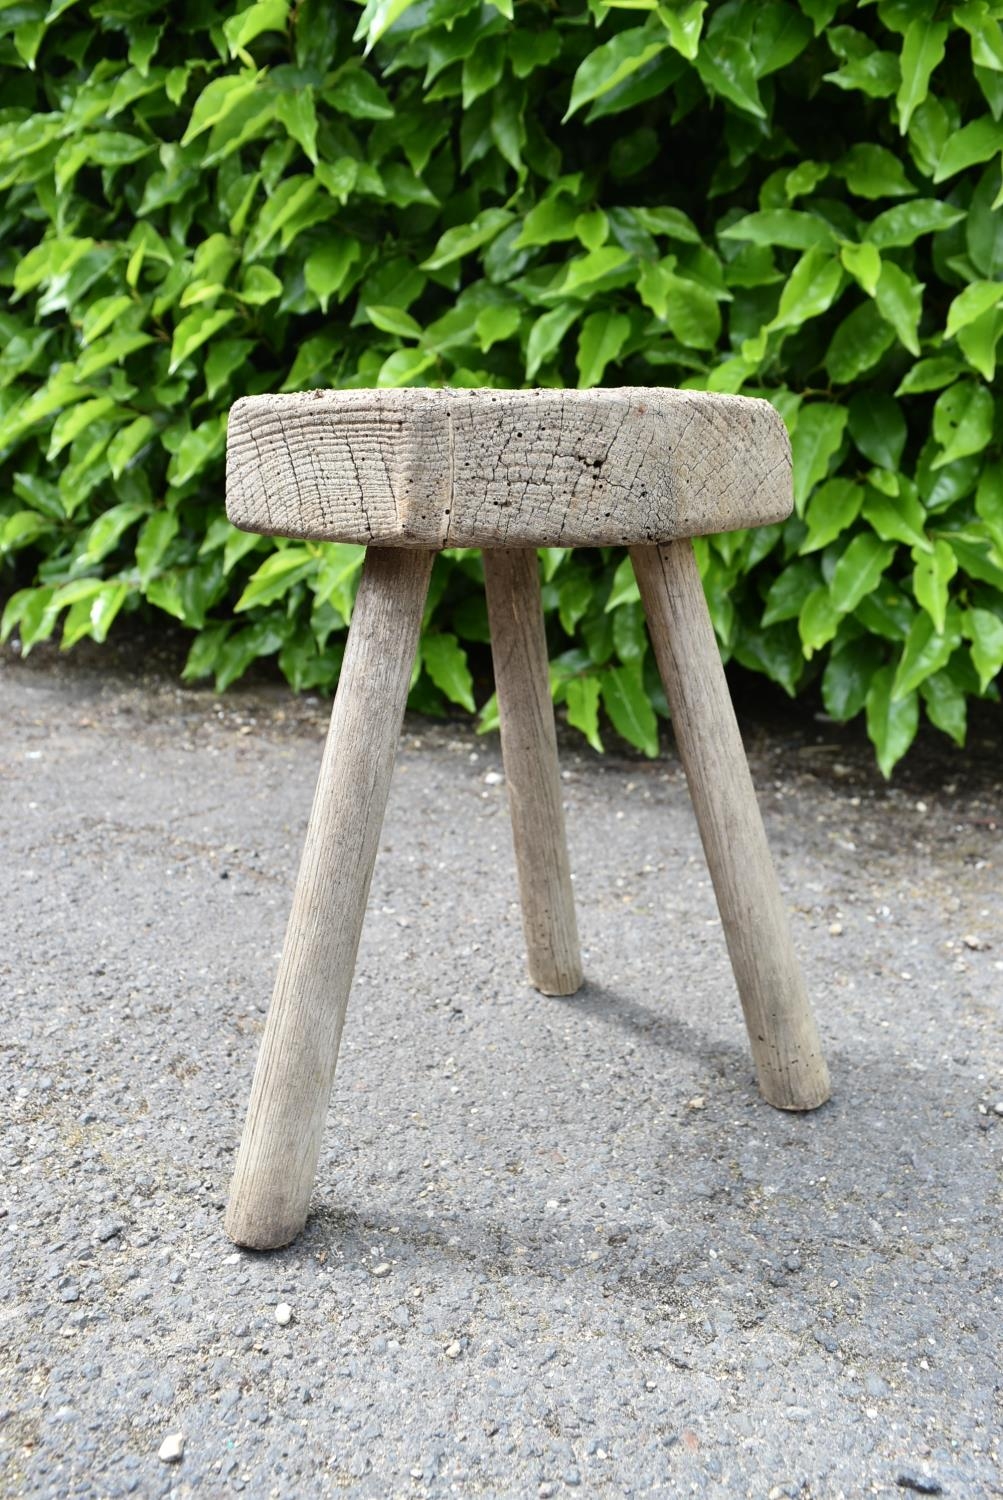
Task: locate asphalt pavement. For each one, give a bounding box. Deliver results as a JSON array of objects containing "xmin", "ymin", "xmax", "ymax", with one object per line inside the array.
[{"xmin": 1, "ymin": 642, "xmax": 1001, "ymax": 1499}]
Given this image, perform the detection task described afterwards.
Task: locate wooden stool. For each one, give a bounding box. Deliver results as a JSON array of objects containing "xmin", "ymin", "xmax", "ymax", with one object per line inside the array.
[{"xmin": 223, "ymin": 388, "xmax": 830, "ymax": 1250}]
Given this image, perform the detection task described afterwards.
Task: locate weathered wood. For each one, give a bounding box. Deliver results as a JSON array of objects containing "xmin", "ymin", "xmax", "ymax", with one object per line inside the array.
[
  {"xmin": 226, "ymin": 387, "xmax": 792, "ymax": 549},
  {"xmin": 631, "ymin": 540, "xmax": 831, "ymax": 1112},
  {"xmin": 483, "ymin": 548, "xmax": 582, "ymax": 997},
  {"xmin": 225, "ymin": 546, "xmax": 434, "ymax": 1249}
]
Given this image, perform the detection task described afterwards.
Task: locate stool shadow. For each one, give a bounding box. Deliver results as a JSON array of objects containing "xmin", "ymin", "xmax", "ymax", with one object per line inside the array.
[
  {"xmin": 552, "ymin": 979, "xmax": 750, "ymax": 1078},
  {"xmin": 295, "ymin": 1047, "xmax": 971, "ymax": 1330}
]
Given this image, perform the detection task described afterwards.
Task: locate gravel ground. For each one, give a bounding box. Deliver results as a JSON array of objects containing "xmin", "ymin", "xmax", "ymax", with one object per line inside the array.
[{"xmin": 1, "ymin": 641, "xmax": 1001, "ymax": 1500}]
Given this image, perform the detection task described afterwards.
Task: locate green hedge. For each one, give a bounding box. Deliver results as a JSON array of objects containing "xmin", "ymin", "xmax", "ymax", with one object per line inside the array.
[{"xmin": 2, "ymin": 0, "xmax": 1003, "ymax": 774}]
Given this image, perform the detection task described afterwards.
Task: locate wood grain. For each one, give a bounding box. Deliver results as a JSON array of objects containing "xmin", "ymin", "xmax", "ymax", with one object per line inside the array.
[
  {"xmin": 483, "ymin": 548, "xmax": 583, "ymax": 996},
  {"xmin": 631, "ymin": 540, "xmax": 831, "ymax": 1112},
  {"xmin": 226, "ymin": 387, "xmax": 792, "ymax": 549},
  {"xmin": 225, "ymin": 546, "xmax": 434, "ymax": 1249}
]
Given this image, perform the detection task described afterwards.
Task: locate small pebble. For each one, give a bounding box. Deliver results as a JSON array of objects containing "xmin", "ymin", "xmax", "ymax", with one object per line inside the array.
[
  {"xmin": 445, "ymin": 1340, "xmax": 462, "ymax": 1359},
  {"xmin": 896, "ymin": 1473, "xmax": 942, "ymax": 1495},
  {"xmin": 275, "ymin": 1303, "xmax": 292, "ymax": 1326},
  {"xmin": 962, "ymin": 934, "xmax": 990, "ymax": 951},
  {"xmin": 686, "ymin": 1096, "xmax": 705, "ymax": 1110},
  {"xmin": 158, "ymin": 1433, "xmax": 184, "ymax": 1464},
  {"xmin": 539, "ymin": 1485, "xmax": 556, "ymax": 1498},
  {"xmin": 372, "ymin": 1263, "xmax": 391, "ymax": 1278},
  {"xmin": 828, "ymin": 921, "xmax": 843, "ymax": 936},
  {"xmin": 993, "ymin": 1101, "xmax": 1003, "ymax": 1117},
  {"xmin": 483, "ymin": 771, "xmax": 503, "ymax": 786}
]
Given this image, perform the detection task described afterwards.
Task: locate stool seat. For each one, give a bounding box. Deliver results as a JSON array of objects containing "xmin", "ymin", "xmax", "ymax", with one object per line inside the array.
[{"xmin": 226, "ymin": 387, "xmax": 792, "ymax": 549}]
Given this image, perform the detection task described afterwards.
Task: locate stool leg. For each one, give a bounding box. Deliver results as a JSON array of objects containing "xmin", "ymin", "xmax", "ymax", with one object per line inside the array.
[
  {"xmin": 630, "ymin": 541, "xmax": 830, "ymax": 1111},
  {"xmin": 225, "ymin": 546, "xmax": 435, "ymax": 1249},
  {"xmin": 483, "ymin": 548, "xmax": 583, "ymax": 997}
]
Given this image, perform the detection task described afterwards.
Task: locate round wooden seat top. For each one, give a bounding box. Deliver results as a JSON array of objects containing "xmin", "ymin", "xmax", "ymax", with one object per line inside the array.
[{"xmin": 225, "ymin": 386, "xmax": 792, "ymax": 550}]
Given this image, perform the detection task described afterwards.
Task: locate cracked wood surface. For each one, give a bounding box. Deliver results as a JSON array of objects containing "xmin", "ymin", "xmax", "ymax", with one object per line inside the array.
[{"xmin": 226, "ymin": 387, "xmax": 792, "ymax": 548}]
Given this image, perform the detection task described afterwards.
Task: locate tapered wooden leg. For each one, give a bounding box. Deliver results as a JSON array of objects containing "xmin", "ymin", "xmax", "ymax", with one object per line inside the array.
[
  {"xmin": 630, "ymin": 540, "xmax": 830, "ymax": 1111},
  {"xmin": 483, "ymin": 548, "xmax": 583, "ymax": 997},
  {"xmin": 225, "ymin": 547, "xmax": 435, "ymax": 1249}
]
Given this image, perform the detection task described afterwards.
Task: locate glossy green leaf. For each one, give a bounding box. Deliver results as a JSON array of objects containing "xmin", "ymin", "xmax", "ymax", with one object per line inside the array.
[
  {"xmin": 182, "ymin": 71, "xmax": 262, "ymax": 146},
  {"xmin": 46, "ymin": 396, "xmax": 117, "ymax": 460},
  {"xmin": 874, "ymin": 260, "xmax": 923, "ymax": 354},
  {"xmin": 576, "ymin": 311, "xmax": 631, "ymax": 389},
  {"xmin": 862, "ymin": 487, "xmax": 929, "ymax": 551},
  {"xmin": 366, "ymin": 304, "xmax": 423, "ymax": 339},
  {"xmin": 564, "ymin": 27, "xmax": 667, "ymax": 121},
  {"xmin": 238, "ymin": 265, "xmax": 283, "ymax": 305},
  {"xmin": 975, "ymin": 461, "xmax": 1003, "ymax": 551},
  {"xmin": 376, "ymin": 348, "xmax": 436, "ymax": 387},
  {"xmin": 931, "ymin": 381, "xmax": 994, "ymax": 467},
  {"xmin": 912, "ymin": 538, "xmax": 958, "ymax": 634},
  {"xmin": 80, "ymin": 502, "xmax": 149, "ymax": 566},
  {"xmin": 830, "ymin": 533, "xmax": 897, "ymax": 613},
  {"xmin": 275, "ymin": 91, "xmax": 319, "ymax": 164},
  {"xmin": 866, "ymin": 665, "xmax": 919, "ymax": 776},
  {"xmin": 964, "ymin": 606, "xmax": 1003, "ymax": 691},
  {"xmin": 825, "ymin": 302, "xmax": 895, "ymax": 383},
  {"xmin": 895, "ymin": 356, "xmax": 968, "ymax": 395},
  {"xmin": 235, "ymin": 546, "xmax": 317, "ymax": 611},
  {"xmin": 660, "ymin": 0, "xmax": 706, "ymax": 61},
  {"xmin": 823, "ymin": 638, "xmax": 885, "ymax": 721},
  {"xmin": 933, "ymin": 114, "xmax": 1003, "ymax": 180},
  {"xmin": 720, "ymin": 209, "xmax": 836, "ymax": 250},
  {"xmin": 920, "ymin": 669, "xmax": 967, "ymax": 746},
  {"xmin": 694, "ymin": 35, "xmax": 766, "ymax": 119},
  {"xmin": 790, "ymin": 403, "xmax": 848, "ymax": 512},
  {"xmin": 565, "ymin": 674, "xmax": 604, "ymax": 752},
  {"xmin": 304, "ymin": 238, "xmax": 361, "ymax": 311},
  {"xmin": 956, "ymin": 305, "xmax": 1003, "ymax": 382},
  {"xmin": 847, "ymin": 391, "xmax": 906, "ymax": 469},
  {"xmin": 865, "ymin": 199, "xmax": 965, "ymax": 247},
  {"xmin": 798, "ymin": 585, "xmax": 842, "ymax": 655},
  {"xmin": 966, "ymin": 161, "xmax": 1003, "ymax": 277},
  {"xmin": 243, "ymin": 175, "xmax": 319, "ymax": 259},
  {"xmin": 601, "ymin": 662, "xmax": 659, "ymax": 757},
  {"xmin": 421, "ymin": 209, "xmax": 514, "ymax": 270},
  {"xmin": 768, "ymin": 247, "xmax": 844, "ymax": 333},
  {"xmin": 891, "ymin": 608, "xmax": 962, "ymax": 700},
  {"xmin": 839, "ymin": 143, "xmax": 914, "ymax": 197},
  {"xmin": 545, "ymin": 247, "xmax": 633, "ymax": 300},
  {"xmin": 525, "ymin": 305, "xmax": 580, "ymax": 381},
  {"xmin": 839, "ymin": 241, "xmax": 882, "ymax": 295},
  {"xmin": 169, "ymin": 307, "xmax": 236, "ymax": 374},
  {"xmin": 945, "ymin": 279, "xmax": 1003, "ymax": 338},
  {"xmin": 513, "ymin": 196, "xmax": 579, "ymax": 250},
  {"xmin": 896, "ymin": 15, "xmax": 948, "ymax": 133},
  {"xmin": 224, "ymin": 0, "xmax": 289, "ymax": 59},
  {"xmin": 763, "ymin": 558, "xmax": 820, "ymax": 627},
  {"xmin": 422, "ymin": 633, "xmax": 476, "ymax": 711},
  {"xmin": 475, "ymin": 304, "xmax": 521, "ymax": 353},
  {"xmin": 136, "ymin": 510, "xmax": 179, "ymax": 586},
  {"xmin": 800, "ymin": 479, "xmax": 863, "ymax": 554}
]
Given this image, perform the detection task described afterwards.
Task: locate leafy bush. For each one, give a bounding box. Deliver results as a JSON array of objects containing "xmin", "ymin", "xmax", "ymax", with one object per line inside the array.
[{"xmin": 2, "ymin": 0, "xmax": 1003, "ymax": 774}]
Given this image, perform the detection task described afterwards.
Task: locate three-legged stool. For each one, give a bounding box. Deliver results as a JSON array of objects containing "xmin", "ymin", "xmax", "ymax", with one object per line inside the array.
[{"xmin": 223, "ymin": 387, "xmax": 830, "ymax": 1250}]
